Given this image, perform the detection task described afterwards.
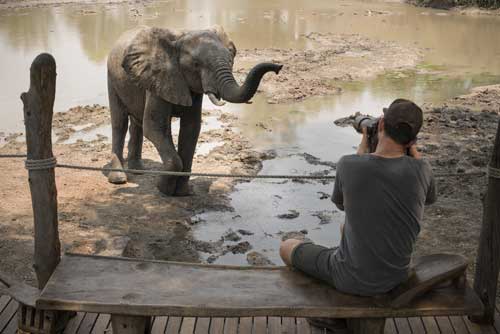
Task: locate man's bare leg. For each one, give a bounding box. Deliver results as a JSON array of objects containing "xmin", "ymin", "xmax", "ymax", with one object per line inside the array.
[
  {"xmin": 279, "ymin": 239, "xmax": 304, "ymax": 266},
  {"xmin": 280, "ymin": 238, "xmax": 348, "ymax": 334}
]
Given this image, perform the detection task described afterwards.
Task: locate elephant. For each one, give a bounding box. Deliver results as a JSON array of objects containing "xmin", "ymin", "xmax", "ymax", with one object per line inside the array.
[{"xmin": 106, "ymin": 26, "xmax": 282, "ymax": 196}]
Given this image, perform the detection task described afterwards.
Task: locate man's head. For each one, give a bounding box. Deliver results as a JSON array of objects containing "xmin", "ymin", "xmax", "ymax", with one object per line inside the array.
[{"xmin": 378, "ymin": 99, "xmax": 423, "ymax": 146}]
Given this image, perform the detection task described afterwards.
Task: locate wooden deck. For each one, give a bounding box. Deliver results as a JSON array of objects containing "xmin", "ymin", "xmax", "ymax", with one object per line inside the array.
[{"xmin": 1, "ymin": 294, "xmax": 500, "ymax": 334}]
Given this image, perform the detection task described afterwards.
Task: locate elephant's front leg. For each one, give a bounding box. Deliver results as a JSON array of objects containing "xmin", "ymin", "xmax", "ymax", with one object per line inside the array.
[
  {"xmin": 176, "ymin": 94, "xmax": 202, "ymax": 196},
  {"xmin": 143, "ymin": 93, "xmax": 183, "ymax": 196}
]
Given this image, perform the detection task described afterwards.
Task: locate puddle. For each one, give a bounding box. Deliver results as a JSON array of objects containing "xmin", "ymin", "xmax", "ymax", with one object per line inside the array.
[{"xmin": 62, "ymin": 115, "xmax": 223, "ymax": 144}]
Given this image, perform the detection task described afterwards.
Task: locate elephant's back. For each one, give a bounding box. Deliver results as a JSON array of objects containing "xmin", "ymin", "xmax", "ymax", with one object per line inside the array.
[{"xmin": 107, "ymin": 27, "xmax": 149, "ymax": 118}]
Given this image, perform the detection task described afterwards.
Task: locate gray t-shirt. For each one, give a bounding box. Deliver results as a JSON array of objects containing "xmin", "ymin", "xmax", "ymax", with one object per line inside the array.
[{"xmin": 331, "ymin": 154, "xmax": 436, "ymax": 296}]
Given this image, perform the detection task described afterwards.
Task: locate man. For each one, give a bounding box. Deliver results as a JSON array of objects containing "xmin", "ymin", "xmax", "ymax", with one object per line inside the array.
[{"xmin": 279, "ymin": 99, "xmax": 436, "ymax": 332}]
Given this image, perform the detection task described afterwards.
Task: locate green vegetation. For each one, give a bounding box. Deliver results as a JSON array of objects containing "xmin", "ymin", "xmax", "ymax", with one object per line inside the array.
[{"xmin": 411, "ymin": 0, "xmax": 499, "ymax": 9}]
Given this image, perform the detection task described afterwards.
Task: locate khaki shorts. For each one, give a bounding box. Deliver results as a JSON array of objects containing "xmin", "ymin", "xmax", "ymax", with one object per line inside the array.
[{"xmin": 291, "ymin": 242, "xmax": 338, "ymax": 287}]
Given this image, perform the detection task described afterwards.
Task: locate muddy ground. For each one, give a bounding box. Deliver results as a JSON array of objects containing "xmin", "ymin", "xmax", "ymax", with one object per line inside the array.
[{"xmin": 0, "ymin": 9, "xmax": 498, "ymax": 289}]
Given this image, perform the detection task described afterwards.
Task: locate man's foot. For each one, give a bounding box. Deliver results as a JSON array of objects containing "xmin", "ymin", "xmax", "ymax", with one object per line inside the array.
[{"xmin": 307, "ymin": 318, "xmax": 348, "ymax": 334}]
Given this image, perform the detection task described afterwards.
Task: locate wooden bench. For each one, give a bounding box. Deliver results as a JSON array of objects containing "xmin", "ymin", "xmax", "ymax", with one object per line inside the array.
[{"xmin": 2, "ymin": 252, "xmax": 482, "ymax": 334}]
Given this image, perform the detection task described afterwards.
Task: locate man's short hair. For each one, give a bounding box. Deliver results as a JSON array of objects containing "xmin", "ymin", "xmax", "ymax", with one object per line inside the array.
[{"xmin": 383, "ymin": 99, "xmax": 423, "ymax": 145}]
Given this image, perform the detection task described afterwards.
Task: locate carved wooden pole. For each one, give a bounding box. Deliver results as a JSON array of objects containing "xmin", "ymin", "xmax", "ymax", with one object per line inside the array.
[
  {"xmin": 21, "ymin": 53, "xmax": 60, "ymax": 289},
  {"xmin": 471, "ymin": 117, "xmax": 500, "ymax": 324}
]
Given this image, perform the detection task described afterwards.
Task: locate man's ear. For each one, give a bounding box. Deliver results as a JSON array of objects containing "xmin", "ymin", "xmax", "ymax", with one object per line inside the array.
[{"xmin": 378, "ymin": 117, "xmax": 385, "ymax": 134}]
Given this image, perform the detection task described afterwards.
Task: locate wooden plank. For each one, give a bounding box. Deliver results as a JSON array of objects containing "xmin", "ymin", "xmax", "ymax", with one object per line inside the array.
[
  {"xmin": 223, "ymin": 318, "xmax": 237, "ymax": 334},
  {"xmin": 435, "ymin": 316, "xmax": 455, "ymax": 333},
  {"xmin": 390, "ymin": 254, "xmax": 468, "ymax": 307},
  {"xmin": 209, "ymin": 318, "xmax": 224, "ymax": 334},
  {"xmin": 295, "ymin": 318, "xmax": 310, "ymax": 334},
  {"xmin": 463, "ymin": 315, "xmax": 496, "ymax": 334},
  {"xmin": 195, "ymin": 318, "xmax": 211, "ymax": 334},
  {"xmin": 239, "ymin": 317, "xmax": 253, "ymax": 334},
  {"xmin": 165, "ymin": 317, "xmax": 182, "ymax": 334},
  {"xmin": 393, "ymin": 318, "xmax": 412, "ymax": 334},
  {"xmin": 91, "ymin": 314, "xmax": 111, "ymax": 334},
  {"xmin": 179, "ymin": 317, "xmax": 195, "ymax": 334},
  {"xmin": 252, "ymin": 317, "xmax": 267, "ymax": 334},
  {"xmin": 37, "ymin": 253, "xmax": 483, "ymax": 318},
  {"xmin": 449, "ymin": 316, "xmax": 469, "ymax": 334},
  {"xmin": 63, "ymin": 312, "xmax": 85, "ymax": 334},
  {"xmin": 384, "ymin": 318, "xmax": 397, "ymax": 334},
  {"xmin": 421, "ymin": 316, "xmax": 440, "ymax": 334},
  {"xmin": 281, "ymin": 317, "xmax": 295, "ymax": 334},
  {"xmin": 0, "ymin": 299, "xmax": 18, "ymax": 331},
  {"xmin": 2, "ymin": 311, "xmax": 18, "ymax": 334},
  {"xmin": 0, "ymin": 296, "xmax": 11, "ymax": 313},
  {"xmin": 407, "ymin": 317, "xmax": 426, "ymax": 333},
  {"xmin": 151, "ymin": 317, "xmax": 168, "ymax": 334},
  {"xmin": 77, "ymin": 313, "xmax": 99, "ymax": 334},
  {"xmin": 268, "ymin": 317, "xmax": 281, "ymax": 334}
]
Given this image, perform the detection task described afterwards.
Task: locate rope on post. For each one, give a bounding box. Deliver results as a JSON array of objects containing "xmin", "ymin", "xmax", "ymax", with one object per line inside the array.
[{"xmin": 25, "ymin": 156, "xmax": 57, "ymax": 170}]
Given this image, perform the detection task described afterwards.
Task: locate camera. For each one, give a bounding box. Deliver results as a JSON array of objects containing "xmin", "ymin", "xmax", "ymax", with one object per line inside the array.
[{"xmin": 352, "ymin": 114, "xmax": 380, "ymax": 153}]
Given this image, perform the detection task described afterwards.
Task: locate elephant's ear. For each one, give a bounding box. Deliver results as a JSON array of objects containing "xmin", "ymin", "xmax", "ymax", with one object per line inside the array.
[
  {"xmin": 211, "ymin": 25, "xmax": 236, "ymax": 58},
  {"xmin": 122, "ymin": 27, "xmax": 192, "ymax": 107}
]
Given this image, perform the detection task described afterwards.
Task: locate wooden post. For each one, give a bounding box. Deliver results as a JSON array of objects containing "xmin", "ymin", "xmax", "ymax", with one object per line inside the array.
[
  {"xmin": 471, "ymin": 118, "xmax": 500, "ymax": 324},
  {"xmin": 21, "ymin": 53, "xmax": 60, "ymax": 290}
]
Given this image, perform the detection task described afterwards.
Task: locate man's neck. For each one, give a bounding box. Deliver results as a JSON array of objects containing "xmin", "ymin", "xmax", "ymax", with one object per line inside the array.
[{"xmin": 373, "ymin": 137, "xmax": 406, "ymax": 158}]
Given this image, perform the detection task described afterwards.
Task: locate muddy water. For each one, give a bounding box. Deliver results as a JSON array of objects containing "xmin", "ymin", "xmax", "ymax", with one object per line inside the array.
[{"xmin": 1, "ymin": 0, "xmax": 500, "ymax": 264}]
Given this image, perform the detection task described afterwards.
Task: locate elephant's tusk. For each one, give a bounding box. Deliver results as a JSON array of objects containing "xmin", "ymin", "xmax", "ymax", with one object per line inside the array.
[{"xmin": 207, "ymin": 93, "xmax": 226, "ymax": 106}]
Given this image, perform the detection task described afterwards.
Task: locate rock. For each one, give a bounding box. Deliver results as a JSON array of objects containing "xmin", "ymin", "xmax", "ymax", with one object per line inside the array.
[
  {"xmin": 223, "ymin": 229, "xmax": 242, "ymax": 242},
  {"xmin": 277, "ymin": 210, "xmax": 300, "ymax": 219},
  {"xmin": 237, "ymin": 229, "xmax": 254, "ymax": 236},
  {"xmin": 280, "ymin": 231, "xmax": 311, "ymax": 242},
  {"xmin": 207, "ymin": 255, "xmax": 218, "ymax": 264},
  {"xmin": 225, "ymin": 241, "xmax": 252, "ymax": 254},
  {"xmin": 317, "ymin": 191, "xmax": 330, "ymax": 200},
  {"xmin": 312, "ymin": 211, "xmax": 333, "ymax": 225},
  {"xmin": 247, "ymin": 251, "xmax": 275, "ymax": 266}
]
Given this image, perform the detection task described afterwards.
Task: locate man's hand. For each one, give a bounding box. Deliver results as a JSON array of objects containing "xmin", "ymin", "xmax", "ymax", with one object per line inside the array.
[
  {"xmin": 408, "ymin": 144, "xmax": 422, "ymax": 159},
  {"xmin": 357, "ymin": 127, "xmax": 370, "ymax": 155}
]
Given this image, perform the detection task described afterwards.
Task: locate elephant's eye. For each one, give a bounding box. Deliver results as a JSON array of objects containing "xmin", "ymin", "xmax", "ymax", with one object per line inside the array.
[{"xmin": 192, "ymin": 60, "xmax": 200, "ymax": 68}]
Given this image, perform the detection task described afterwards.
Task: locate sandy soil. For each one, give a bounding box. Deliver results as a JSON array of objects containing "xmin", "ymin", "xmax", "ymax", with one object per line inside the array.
[{"xmin": 0, "ymin": 107, "xmax": 275, "ymax": 286}]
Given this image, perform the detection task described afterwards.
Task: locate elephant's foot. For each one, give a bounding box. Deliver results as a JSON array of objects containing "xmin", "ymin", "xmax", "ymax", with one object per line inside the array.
[
  {"xmin": 108, "ymin": 154, "xmax": 127, "ymax": 184},
  {"xmin": 157, "ymin": 175, "xmax": 178, "ymax": 196},
  {"xmin": 127, "ymin": 159, "xmax": 145, "ymax": 171},
  {"xmin": 175, "ymin": 178, "xmax": 192, "ymax": 196}
]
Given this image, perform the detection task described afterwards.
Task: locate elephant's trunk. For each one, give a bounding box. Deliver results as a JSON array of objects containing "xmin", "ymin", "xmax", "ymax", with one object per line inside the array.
[{"xmin": 214, "ymin": 59, "xmax": 282, "ymax": 103}]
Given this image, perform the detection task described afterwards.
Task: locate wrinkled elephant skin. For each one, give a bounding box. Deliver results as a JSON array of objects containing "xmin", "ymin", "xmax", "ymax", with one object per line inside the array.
[{"xmin": 106, "ymin": 26, "xmax": 282, "ymax": 196}]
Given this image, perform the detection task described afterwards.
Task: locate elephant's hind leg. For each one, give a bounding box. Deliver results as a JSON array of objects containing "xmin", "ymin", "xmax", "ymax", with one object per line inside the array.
[
  {"xmin": 108, "ymin": 83, "xmax": 128, "ymax": 184},
  {"xmin": 127, "ymin": 120, "xmax": 145, "ymax": 171}
]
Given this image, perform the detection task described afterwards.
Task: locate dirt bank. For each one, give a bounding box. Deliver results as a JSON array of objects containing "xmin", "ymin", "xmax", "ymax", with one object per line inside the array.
[
  {"xmin": 236, "ymin": 32, "xmax": 422, "ymax": 104},
  {"xmin": 415, "ymin": 85, "xmax": 500, "ymax": 280},
  {"xmin": 407, "ymin": 0, "xmax": 500, "ymax": 14}
]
